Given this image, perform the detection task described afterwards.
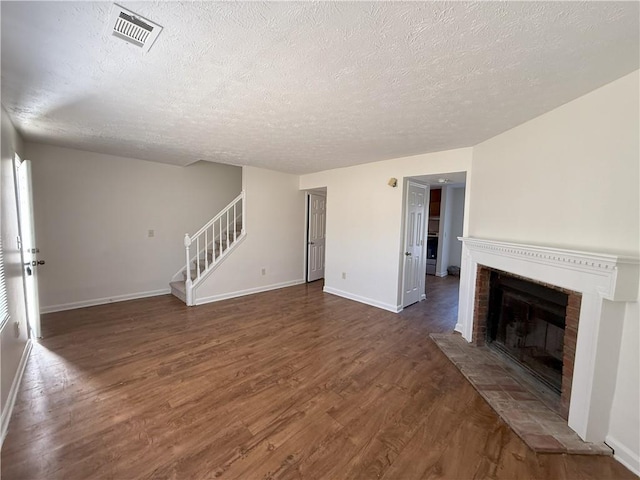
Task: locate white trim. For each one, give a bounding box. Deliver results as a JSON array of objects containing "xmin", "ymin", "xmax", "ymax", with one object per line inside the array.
[
  {"xmin": 435, "ymin": 271, "xmax": 448, "ymax": 278},
  {"xmin": 457, "ymin": 237, "xmax": 639, "ymax": 444},
  {"xmin": 1, "ymin": 339, "xmax": 32, "ymax": 446},
  {"xmin": 606, "ymin": 435, "xmax": 640, "ymax": 476},
  {"xmin": 195, "ymin": 279, "xmax": 305, "ymax": 306},
  {"xmin": 40, "ymin": 288, "xmax": 171, "ymax": 314},
  {"xmin": 324, "ymin": 286, "xmax": 402, "ymax": 313}
]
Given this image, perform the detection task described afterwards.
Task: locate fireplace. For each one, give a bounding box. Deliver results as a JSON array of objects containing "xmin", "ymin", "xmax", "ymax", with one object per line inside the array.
[
  {"xmin": 486, "ymin": 270, "xmax": 567, "ymax": 394},
  {"xmin": 456, "ymin": 237, "xmax": 639, "ymax": 443},
  {"xmin": 474, "ymin": 265, "xmax": 580, "ymax": 417}
]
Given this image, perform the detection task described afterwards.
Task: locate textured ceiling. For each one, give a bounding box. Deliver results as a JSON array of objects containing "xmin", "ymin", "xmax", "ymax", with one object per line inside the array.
[{"xmin": 1, "ymin": 1, "xmax": 638, "ymax": 174}]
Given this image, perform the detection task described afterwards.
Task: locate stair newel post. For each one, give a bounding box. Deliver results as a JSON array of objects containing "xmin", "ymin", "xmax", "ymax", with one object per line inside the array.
[{"xmin": 184, "ymin": 234, "xmax": 193, "ymax": 306}]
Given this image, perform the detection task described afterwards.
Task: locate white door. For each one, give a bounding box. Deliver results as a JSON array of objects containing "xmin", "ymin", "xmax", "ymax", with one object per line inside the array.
[
  {"xmin": 402, "ymin": 181, "xmax": 429, "ymax": 307},
  {"xmin": 307, "ymin": 193, "xmax": 326, "ymax": 282},
  {"xmin": 16, "ymin": 158, "xmax": 42, "ymax": 338}
]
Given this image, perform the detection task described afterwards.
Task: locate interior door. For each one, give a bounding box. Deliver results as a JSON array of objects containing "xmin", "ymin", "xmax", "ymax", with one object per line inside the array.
[
  {"xmin": 402, "ymin": 181, "xmax": 429, "ymax": 307},
  {"xmin": 16, "ymin": 158, "xmax": 42, "ymax": 338},
  {"xmin": 307, "ymin": 193, "xmax": 326, "ymax": 282}
]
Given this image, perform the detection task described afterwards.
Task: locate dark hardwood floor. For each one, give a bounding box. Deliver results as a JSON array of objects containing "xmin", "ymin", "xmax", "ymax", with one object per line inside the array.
[{"xmin": 1, "ymin": 277, "xmax": 634, "ymax": 479}]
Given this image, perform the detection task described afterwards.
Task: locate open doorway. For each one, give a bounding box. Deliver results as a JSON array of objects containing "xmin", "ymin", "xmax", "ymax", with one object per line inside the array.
[
  {"xmin": 305, "ymin": 189, "xmax": 327, "ymax": 283},
  {"xmin": 402, "ymin": 172, "xmax": 466, "ymax": 308}
]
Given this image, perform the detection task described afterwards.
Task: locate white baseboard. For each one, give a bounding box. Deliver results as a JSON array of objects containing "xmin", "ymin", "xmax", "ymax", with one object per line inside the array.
[
  {"xmin": 1, "ymin": 339, "xmax": 32, "ymax": 446},
  {"xmin": 435, "ymin": 271, "xmax": 448, "ymax": 278},
  {"xmin": 323, "ymin": 286, "xmax": 401, "ymax": 313},
  {"xmin": 195, "ymin": 279, "xmax": 305, "ymax": 305},
  {"xmin": 454, "ymin": 323, "xmax": 464, "ymax": 334},
  {"xmin": 606, "ymin": 435, "xmax": 640, "ymax": 476},
  {"xmin": 40, "ymin": 288, "xmax": 171, "ymax": 314}
]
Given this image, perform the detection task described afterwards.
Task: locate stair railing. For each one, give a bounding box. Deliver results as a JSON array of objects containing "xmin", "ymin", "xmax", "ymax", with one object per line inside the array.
[{"xmin": 183, "ymin": 191, "xmax": 245, "ymax": 304}]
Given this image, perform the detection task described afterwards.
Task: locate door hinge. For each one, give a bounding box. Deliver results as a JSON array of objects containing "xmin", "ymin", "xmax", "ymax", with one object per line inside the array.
[{"xmin": 16, "ymin": 235, "xmax": 21, "ymax": 250}]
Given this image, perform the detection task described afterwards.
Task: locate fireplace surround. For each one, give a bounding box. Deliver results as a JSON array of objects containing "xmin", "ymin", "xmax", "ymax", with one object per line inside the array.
[{"xmin": 456, "ymin": 237, "xmax": 639, "ymax": 443}]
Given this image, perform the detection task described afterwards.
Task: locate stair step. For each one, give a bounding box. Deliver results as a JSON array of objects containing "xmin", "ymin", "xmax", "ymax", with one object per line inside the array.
[
  {"xmin": 170, "ymin": 281, "xmax": 187, "ymax": 303},
  {"xmin": 216, "ymin": 233, "xmax": 242, "ymax": 246}
]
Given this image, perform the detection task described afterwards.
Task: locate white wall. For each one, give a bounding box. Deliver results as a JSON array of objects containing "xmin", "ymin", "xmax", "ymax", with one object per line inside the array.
[
  {"xmin": 300, "ymin": 148, "xmax": 473, "ymax": 311},
  {"xmin": 1, "ymin": 106, "xmax": 30, "ymax": 440},
  {"xmin": 470, "ymin": 71, "xmax": 639, "ymax": 256},
  {"xmin": 470, "ymin": 70, "xmax": 639, "ymax": 472},
  {"xmin": 25, "ymin": 143, "xmax": 242, "ymax": 311},
  {"xmin": 447, "ymin": 187, "xmax": 465, "ymax": 268},
  {"xmin": 194, "ymin": 166, "xmax": 305, "ymax": 303}
]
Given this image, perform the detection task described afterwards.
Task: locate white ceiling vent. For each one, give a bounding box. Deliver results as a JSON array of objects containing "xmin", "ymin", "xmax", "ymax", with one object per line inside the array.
[{"xmin": 108, "ymin": 4, "xmax": 162, "ymax": 53}]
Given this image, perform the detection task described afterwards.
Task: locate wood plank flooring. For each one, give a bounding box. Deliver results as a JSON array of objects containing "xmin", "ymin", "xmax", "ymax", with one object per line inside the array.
[{"xmin": 1, "ymin": 277, "xmax": 635, "ymax": 479}]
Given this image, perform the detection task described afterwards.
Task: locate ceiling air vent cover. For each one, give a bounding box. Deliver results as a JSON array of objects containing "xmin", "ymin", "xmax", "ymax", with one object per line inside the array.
[{"xmin": 108, "ymin": 4, "xmax": 162, "ymax": 53}]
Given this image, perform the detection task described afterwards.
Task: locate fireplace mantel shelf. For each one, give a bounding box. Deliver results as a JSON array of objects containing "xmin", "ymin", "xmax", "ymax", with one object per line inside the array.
[{"xmin": 458, "ymin": 237, "xmax": 639, "ymax": 302}]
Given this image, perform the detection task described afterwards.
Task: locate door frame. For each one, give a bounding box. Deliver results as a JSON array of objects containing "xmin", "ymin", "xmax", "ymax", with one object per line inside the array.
[{"xmin": 400, "ymin": 179, "xmax": 429, "ymax": 308}]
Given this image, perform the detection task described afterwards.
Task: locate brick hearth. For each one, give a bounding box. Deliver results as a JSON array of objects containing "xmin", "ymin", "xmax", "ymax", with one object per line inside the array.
[{"xmin": 430, "ymin": 333, "xmax": 611, "ymax": 455}]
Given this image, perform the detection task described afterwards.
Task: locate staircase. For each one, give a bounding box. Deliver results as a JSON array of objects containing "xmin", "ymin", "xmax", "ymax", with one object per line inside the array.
[{"xmin": 170, "ymin": 191, "xmax": 245, "ymax": 305}]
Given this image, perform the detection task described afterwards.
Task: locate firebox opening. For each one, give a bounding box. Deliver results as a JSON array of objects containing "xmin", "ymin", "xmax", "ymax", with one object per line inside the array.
[{"xmin": 486, "ymin": 271, "xmax": 568, "ymax": 394}]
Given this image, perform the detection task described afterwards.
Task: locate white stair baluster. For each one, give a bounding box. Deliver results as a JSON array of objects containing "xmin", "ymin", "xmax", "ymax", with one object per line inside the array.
[
  {"xmin": 226, "ymin": 210, "xmax": 230, "ymax": 248},
  {"xmin": 196, "ymin": 237, "xmax": 200, "ymax": 278},
  {"xmin": 233, "ymin": 203, "xmax": 237, "ymax": 242},
  {"xmin": 205, "ymin": 228, "xmax": 209, "ymax": 270},
  {"xmin": 213, "ymin": 222, "xmax": 218, "ymax": 261},
  {"xmin": 241, "ymin": 191, "xmax": 246, "ymax": 234}
]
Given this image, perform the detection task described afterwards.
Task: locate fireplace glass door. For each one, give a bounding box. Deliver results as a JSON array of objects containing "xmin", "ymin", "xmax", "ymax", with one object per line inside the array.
[{"xmin": 487, "ymin": 272, "xmax": 568, "ymax": 393}]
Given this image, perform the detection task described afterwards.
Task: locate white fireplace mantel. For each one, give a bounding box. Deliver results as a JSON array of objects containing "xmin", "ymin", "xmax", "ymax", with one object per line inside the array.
[{"xmin": 456, "ymin": 237, "xmax": 639, "ymax": 443}]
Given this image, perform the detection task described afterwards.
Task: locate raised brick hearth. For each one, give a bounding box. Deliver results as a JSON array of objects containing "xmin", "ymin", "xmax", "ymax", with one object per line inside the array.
[{"xmin": 431, "ymin": 333, "xmax": 611, "ymax": 455}]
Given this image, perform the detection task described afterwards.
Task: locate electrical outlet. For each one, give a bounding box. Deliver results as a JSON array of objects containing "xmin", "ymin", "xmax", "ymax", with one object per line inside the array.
[
  {"xmin": 148, "ymin": 229, "xmax": 155, "ymax": 238},
  {"xmin": 342, "ymin": 272, "xmax": 346, "ymax": 279},
  {"xmin": 261, "ymin": 268, "xmax": 266, "ymax": 276}
]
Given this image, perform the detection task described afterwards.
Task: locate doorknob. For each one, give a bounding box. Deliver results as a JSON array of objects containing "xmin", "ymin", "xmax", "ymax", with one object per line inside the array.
[
  {"xmin": 37, "ymin": 260, "xmax": 45, "ymax": 266},
  {"xmin": 308, "ymin": 242, "xmax": 315, "ymax": 245},
  {"xmin": 405, "ymin": 252, "xmax": 412, "ymax": 256}
]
